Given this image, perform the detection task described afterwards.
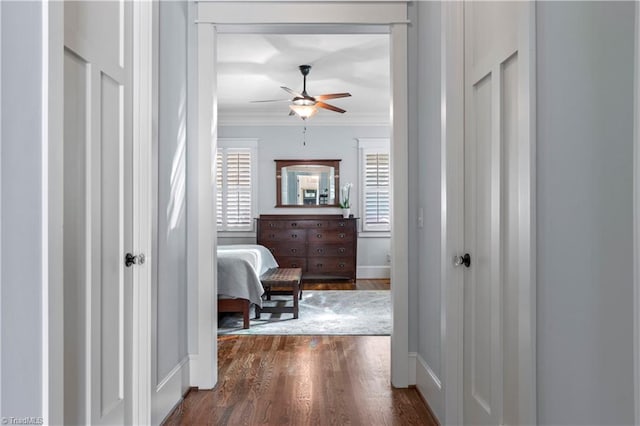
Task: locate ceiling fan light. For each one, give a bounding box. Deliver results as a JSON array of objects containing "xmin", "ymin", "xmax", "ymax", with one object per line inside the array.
[
  {"xmin": 292, "ymin": 97, "xmax": 316, "ymax": 106},
  {"xmin": 289, "ymin": 104, "xmax": 318, "ymax": 119}
]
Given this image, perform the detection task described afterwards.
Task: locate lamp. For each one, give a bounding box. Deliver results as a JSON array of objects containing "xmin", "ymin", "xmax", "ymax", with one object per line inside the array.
[{"xmin": 289, "ymin": 104, "xmax": 318, "ymax": 120}]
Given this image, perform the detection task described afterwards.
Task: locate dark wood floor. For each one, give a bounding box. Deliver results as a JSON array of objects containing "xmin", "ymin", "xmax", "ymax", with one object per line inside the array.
[
  {"xmin": 296, "ymin": 278, "xmax": 390, "ymax": 291},
  {"xmin": 164, "ymin": 335, "xmax": 436, "ymax": 426}
]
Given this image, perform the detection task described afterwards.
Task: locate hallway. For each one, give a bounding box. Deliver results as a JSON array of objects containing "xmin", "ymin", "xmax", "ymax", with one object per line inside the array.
[{"xmin": 164, "ymin": 336, "xmax": 435, "ymax": 425}]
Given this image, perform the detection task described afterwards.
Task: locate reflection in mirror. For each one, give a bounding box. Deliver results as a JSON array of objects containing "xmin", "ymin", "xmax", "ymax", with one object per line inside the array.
[
  {"xmin": 282, "ymin": 165, "xmax": 335, "ymax": 205},
  {"xmin": 275, "ymin": 160, "xmax": 341, "ymax": 207}
]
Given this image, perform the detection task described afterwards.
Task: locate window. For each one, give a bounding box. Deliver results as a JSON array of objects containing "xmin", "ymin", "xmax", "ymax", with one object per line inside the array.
[
  {"xmin": 216, "ymin": 139, "xmax": 258, "ymax": 232},
  {"xmin": 358, "ymin": 139, "xmax": 391, "ymax": 232}
]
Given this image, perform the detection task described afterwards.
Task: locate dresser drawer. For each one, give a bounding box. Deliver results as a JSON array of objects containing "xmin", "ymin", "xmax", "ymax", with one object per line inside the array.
[
  {"xmin": 277, "ymin": 257, "xmax": 307, "ymax": 270},
  {"xmin": 296, "ymin": 220, "xmax": 330, "ymax": 229},
  {"xmin": 259, "ymin": 229, "xmax": 307, "ymax": 242},
  {"xmin": 261, "ymin": 220, "xmax": 285, "ymax": 230},
  {"xmin": 265, "ymin": 243, "xmax": 306, "ymax": 258},
  {"xmin": 307, "ymin": 243, "xmax": 354, "ymax": 257},
  {"xmin": 307, "ymin": 257, "xmax": 354, "ymax": 274},
  {"xmin": 326, "ymin": 219, "xmax": 352, "ymax": 230},
  {"xmin": 308, "ymin": 230, "xmax": 354, "ymax": 243}
]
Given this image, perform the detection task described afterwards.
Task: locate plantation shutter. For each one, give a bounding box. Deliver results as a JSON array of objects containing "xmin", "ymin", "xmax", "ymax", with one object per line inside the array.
[
  {"xmin": 216, "ymin": 143, "xmax": 256, "ymax": 232},
  {"xmin": 225, "ymin": 149, "xmax": 252, "ymax": 229},
  {"xmin": 216, "ymin": 151, "xmax": 223, "ymax": 227},
  {"xmin": 363, "ymin": 152, "xmax": 390, "ymax": 231}
]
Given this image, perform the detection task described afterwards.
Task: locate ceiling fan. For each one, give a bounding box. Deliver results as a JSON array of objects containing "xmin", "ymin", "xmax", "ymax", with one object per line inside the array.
[{"xmin": 252, "ymin": 65, "xmax": 352, "ymax": 119}]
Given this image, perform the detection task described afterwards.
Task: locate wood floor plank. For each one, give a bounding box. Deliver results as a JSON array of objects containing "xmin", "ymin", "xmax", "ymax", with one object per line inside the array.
[
  {"xmin": 163, "ymin": 335, "xmax": 436, "ymax": 426},
  {"xmin": 298, "ymin": 278, "xmax": 390, "ymax": 291}
]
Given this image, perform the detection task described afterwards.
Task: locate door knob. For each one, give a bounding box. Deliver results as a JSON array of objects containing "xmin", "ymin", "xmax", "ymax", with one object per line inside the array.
[
  {"xmin": 125, "ymin": 253, "xmax": 146, "ymax": 267},
  {"xmin": 454, "ymin": 253, "xmax": 471, "ymax": 268}
]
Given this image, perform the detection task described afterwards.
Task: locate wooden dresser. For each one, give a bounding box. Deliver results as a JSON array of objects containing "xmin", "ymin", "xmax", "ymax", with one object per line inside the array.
[{"xmin": 256, "ymin": 214, "xmax": 358, "ymax": 282}]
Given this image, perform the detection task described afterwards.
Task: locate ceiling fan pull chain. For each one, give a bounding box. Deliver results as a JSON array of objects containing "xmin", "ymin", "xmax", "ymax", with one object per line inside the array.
[{"xmin": 303, "ymin": 125, "xmax": 307, "ymax": 146}]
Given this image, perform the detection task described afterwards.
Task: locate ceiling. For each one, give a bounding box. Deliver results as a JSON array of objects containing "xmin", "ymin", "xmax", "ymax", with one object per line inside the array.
[{"xmin": 216, "ymin": 33, "xmax": 390, "ymax": 126}]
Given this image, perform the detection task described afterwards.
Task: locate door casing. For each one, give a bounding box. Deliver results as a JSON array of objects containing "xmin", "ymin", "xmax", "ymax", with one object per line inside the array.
[{"xmin": 191, "ymin": 0, "xmax": 410, "ymax": 389}]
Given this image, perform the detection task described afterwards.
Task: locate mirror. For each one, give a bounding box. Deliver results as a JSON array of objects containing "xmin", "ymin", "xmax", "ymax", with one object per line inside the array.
[{"xmin": 275, "ymin": 159, "xmax": 341, "ymax": 207}]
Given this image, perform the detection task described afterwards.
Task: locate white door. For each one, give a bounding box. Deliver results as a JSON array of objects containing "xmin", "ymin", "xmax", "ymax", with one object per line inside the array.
[
  {"xmin": 63, "ymin": 1, "xmax": 133, "ymax": 424},
  {"xmin": 463, "ymin": 2, "xmax": 520, "ymax": 425}
]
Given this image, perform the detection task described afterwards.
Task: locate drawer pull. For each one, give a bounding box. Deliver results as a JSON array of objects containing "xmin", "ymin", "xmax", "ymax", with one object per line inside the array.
[
  {"xmin": 339, "ymin": 233, "xmax": 346, "ymax": 238},
  {"xmin": 290, "ymin": 248, "xmax": 297, "ymax": 254},
  {"xmin": 338, "ymin": 248, "xmax": 346, "ymax": 254},
  {"xmin": 316, "ymin": 223, "xmax": 323, "ymax": 227},
  {"xmin": 316, "ymin": 263, "xmax": 323, "ymax": 268},
  {"xmin": 316, "ymin": 233, "xmax": 323, "ymax": 239},
  {"xmin": 339, "ymin": 222, "xmax": 345, "ymax": 227},
  {"xmin": 269, "ymin": 223, "xmax": 276, "ymax": 228},
  {"xmin": 291, "ymin": 222, "xmax": 298, "ymax": 227},
  {"xmin": 291, "ymin": 263, "xmax": 298, "ymax": 268},
  {"xmin": 269, "ymin": 234, "xmax": 276, "ymax": 238},
  {"xmin": 316, "ymin": 248, "xmax": 324, "ymax": 254},
  {"xmin": 291, "ymin": 234, "xmax": 298, "ymax": 239},
  {"xmin": 339, "ymin": 263, "xmax": 345, "ymax": 268}
]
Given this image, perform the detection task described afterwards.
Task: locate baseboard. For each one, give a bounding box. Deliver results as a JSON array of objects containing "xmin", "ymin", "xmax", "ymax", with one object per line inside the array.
[
  {"xmin": 408, "ymin": 352, "xmax": 417, "ymax": 385},
  {"xmin": 151, "ymin": 355, "xmax": 191, "ymax": 425},
  {"xmin": 356, "ymin": 265, "xmax": 390, "ymax": 279},
  {"xmin": 415, "ymin": 353, "xmax": 443, "ymax": 424}
]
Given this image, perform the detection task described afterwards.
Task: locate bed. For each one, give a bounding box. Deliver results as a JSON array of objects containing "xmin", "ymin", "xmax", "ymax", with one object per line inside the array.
[{"xmin": 217, "ymin": 244, "xmax": 279, "ymax": 328}]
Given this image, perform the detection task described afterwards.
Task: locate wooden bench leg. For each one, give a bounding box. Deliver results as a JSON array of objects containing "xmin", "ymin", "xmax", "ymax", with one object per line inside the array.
[
  {"xmin": 242, "ymin": 303, "xmax": 250, "ymax": 329},
  {"xmin": 293, "ymin": 282, "xmax": 299, "ymax": 319}
]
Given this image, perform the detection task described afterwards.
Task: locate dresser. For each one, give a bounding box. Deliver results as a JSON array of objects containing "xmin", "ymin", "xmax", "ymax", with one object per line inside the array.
[{"xmin": 256, "ymin": 214, "xmax": 358, "ymax": 282}]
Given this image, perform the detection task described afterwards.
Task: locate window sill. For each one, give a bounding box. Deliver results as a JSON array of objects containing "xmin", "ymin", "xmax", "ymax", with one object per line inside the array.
[
  {"xmin": 358, "ymin": 232, "xmax": 391, "ymax": 239},
  {"xmin": 217, "ymin": 231, "xmax": 256, "ymax": 239}
]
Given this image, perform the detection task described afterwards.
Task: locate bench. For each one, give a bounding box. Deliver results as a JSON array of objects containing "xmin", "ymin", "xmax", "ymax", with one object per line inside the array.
[{"xmin": 256, "ymin": 267, "xmax": 303, "ymax": 319}]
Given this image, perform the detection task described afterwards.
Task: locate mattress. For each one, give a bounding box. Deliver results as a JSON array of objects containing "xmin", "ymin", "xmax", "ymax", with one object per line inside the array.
[{"xmin": 216, "ymin": 245, "xmax": 279, "ymax": 306}]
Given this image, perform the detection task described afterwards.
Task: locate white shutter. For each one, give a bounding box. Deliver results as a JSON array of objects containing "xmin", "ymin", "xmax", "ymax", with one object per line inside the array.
[
  {"xmin": 225, "ymin": 149, "xmax": 252, "ymax": 229},
  {"xmin": 217, "ymin": 146, "xmax": 254, "ymax": 232},
  {"xmin": 363, "ymin": 152, "xmax": 391, "ymax": 231},
  {"xmin": 215, "ymin": 151, "xmax": 223, "ymax": 227}
]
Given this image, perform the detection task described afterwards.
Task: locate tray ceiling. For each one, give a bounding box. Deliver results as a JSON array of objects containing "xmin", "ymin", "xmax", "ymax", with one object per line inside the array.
[{"xmin": 216, "ymin": 33, "xmax": 391, "ymax": 126}]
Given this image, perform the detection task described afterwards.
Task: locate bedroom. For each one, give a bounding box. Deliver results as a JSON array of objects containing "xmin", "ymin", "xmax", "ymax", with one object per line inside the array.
[{"xmin": 215, "ymin": 32, "xmax": 393, "ymax": 332}]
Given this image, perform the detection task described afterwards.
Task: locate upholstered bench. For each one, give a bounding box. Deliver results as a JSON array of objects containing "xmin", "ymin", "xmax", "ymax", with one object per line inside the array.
[{"xmin": 256, "ymin": 267, "xmax": 302, "ymax": 319}]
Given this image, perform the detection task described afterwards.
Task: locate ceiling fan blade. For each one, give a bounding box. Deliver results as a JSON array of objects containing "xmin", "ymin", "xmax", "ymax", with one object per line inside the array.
[
  {"xmin": 314, "ymin": 93, "xmax": 352, "ymax": 101},
  {"xmin": 317, "ymin": 102, "xmax": 346, "ymax": 114},
  {"xmin": 281, "ymin": 86, "xmax": 303, "ymax": 98},
  {"xmin": 250, "ymin": 99, "xmax": 291, "ymax": 103}
]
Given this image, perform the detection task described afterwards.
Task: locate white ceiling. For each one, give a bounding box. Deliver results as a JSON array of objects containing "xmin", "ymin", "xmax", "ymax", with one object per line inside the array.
[{"xmin": 216, "ymin": 33, "xmax": 390, "ymax": 126}]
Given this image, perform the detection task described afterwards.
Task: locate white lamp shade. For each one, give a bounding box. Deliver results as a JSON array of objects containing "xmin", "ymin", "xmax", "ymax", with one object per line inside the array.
[{"xmin": 289, "ymin": 104, "xmax": 318, "ymax": 119}]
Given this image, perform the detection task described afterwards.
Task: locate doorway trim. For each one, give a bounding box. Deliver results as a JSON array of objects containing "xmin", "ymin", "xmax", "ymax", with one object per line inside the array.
[{"xmin": 191, "ymin": 0, "xmax": 410, "ymax": 388}]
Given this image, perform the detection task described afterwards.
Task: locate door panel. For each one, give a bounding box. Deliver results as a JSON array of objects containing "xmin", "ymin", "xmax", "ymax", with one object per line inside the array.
[
  {"xmin": 64, "ymin": 1, "xmax": 132, "ymax": 425},
  {"xmin": 463, "ymin": 2, "xmax": 519, "ymax": 424}
]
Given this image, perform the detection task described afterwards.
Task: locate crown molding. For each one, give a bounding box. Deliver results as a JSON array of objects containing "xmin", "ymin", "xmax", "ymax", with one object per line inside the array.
[{"xmin": 218, "ymin": 111, "xmax": 390, "ymax": 127}]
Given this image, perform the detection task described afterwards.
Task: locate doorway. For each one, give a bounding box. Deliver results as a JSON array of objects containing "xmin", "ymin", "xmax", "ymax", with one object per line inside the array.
[
  {"xmin": 190, "ymin": 1, "xmax": 410, "ymax": 389},
  {"xmin": 215, "ymin": 31, "xmax": 392, "ymax": 336}
]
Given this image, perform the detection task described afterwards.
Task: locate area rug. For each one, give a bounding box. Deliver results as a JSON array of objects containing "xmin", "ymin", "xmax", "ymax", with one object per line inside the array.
[{"xmin": 218, "ymin": 290, "xmax": 391, "ymax": 335}]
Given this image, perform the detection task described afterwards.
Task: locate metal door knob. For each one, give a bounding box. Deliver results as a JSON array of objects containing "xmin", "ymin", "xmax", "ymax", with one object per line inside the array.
[
  {"xmin": 125, "ymin": 253, "xmax": 146, "ymax": 267},
  {"xmin": 454, "ymin": 253, "xmax": 471, "ymax": 268}
]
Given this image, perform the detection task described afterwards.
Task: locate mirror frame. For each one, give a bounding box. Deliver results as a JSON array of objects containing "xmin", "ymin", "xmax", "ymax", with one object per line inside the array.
[{"xmin": 275, "ymin": 159, "xmax": 341, "ymax": 208}]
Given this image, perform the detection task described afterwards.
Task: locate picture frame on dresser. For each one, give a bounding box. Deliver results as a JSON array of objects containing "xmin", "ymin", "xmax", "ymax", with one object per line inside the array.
[{"xmin": 256, "ymin": 214, "xmax": 358, "ymax": 283}]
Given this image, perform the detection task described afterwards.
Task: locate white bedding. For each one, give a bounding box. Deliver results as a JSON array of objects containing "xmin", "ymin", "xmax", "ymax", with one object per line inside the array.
[{"xmin": 217, "ymin": 245, "xmax": 279, "ymax": 306}]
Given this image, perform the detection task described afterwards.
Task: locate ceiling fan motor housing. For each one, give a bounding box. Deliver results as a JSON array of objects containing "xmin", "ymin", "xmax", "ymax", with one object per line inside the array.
[{"xmin": 299, "ymin": 64, "xmax": 312, "ymax": 76}]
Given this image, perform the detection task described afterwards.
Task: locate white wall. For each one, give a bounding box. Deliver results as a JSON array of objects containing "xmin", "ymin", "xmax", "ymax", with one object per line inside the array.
[
  {"xmin": 410, "ymin": 0, "xmax": 445, "ymax": 417},
  {"xmin": 414, "ymin": 0, "xmax": 442, "ymax": 379},
  {"xmin": 0, "ymin": 1, "xmax": 44, "ymax": 419},
  {"xmin": 537, "ymin": 2, "xmax": 635, "ymax": 424},
  {"xmin": 218, "ymin": 124, "xmax": 391, "ymax": 276},
  {"xmin": 152, "ymin": 1, "xmax": 190, "ymax": 423}
]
